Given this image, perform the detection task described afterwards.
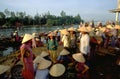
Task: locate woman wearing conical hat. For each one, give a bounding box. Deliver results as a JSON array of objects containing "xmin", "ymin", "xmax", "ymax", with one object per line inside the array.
[
  {"xmin": 61, "ymin": 29, "xmax": 70, "ymax": 52},
  {"xmin": 89, "ymin": 30, "xmax": 98, "ymax": 61},
  {"xmin": 68, "ymin": 27, "xmax": 77, "ymax": 54},
  {"xmin": 72, "ymin": 53, "xmax": 89, "ymax": 79},
  {"xmin": 78, "ymin": 26, "xmax": 90, "ymax": 62},
  {"xmin": 56, "ymin": 48, "xmax": 74, "ymax": 68},
  {"xmin": 114, "ymin": 24, "xmax": 120, "ymax": 37},
  {"xmin": 47, "ymin": 32, "xmax": 58, "ymax": 63},
  {"xmin": 103, "ymin": 25, "xmax": 113, "ymax": 48},
  {"xmin": 20, "ymin": 33, "xmax": 35, "ymax": 79},
  {"xmin": 33, "ymin": 56, "xmax": 52, "ymax": 79}
]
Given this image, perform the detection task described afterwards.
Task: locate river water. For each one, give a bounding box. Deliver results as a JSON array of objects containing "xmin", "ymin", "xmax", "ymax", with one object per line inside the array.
[
  {"xmin": 0, "ymin": 25, "xmax": 79, "ymax": 56},
  {"xmin": 0, "ymin": 25, "xmax": 78, "ymax": 37}
]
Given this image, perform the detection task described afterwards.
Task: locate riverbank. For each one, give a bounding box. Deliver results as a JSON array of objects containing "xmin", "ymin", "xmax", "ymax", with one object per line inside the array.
[{"xmin": 0, "ymin": 46, "xmax": 63, "ymax": 65}]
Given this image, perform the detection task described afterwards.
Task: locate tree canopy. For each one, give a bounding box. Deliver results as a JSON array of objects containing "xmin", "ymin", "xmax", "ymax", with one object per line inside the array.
[{"xmin": 0, "ymin": 9, "xmax": 84, "ymax": 28}]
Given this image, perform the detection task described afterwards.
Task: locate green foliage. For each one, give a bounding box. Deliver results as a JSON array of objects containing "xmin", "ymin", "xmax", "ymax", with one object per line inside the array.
[{"xmin": 0, "ymin": 9, "xmax": 84, "ymax": 27}]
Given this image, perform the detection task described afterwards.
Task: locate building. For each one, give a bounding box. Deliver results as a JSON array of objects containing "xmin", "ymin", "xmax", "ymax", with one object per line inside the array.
[{"xmin": 110, "ymin": 0, "xmax": 120, "ymax": 22}]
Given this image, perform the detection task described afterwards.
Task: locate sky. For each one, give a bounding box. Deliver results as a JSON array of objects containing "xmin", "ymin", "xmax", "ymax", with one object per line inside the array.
[{"xmin": 0, "ymin": 0, "xmax": 118, "ymax": 22}]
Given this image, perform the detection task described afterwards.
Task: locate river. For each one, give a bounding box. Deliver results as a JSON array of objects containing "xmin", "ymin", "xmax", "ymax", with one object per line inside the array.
[
  {"xmin": 0, "ymin": 25, "xmax": 79, "ymax": 56},
  {"xmin": 0, "ymin": 25, "xmax": 79, "ymax": 37}
]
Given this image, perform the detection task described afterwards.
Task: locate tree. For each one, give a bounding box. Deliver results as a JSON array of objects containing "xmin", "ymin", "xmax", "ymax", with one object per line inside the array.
[
  {"xmin": 17, "ymin": 12, "xmax": 26, "ymax": 25},
  {"xmin": 0, "ymin": 12, "xmax": 5, "ymax": 19},
  {"xmin": 0, "ymin": 12, "xmax": 6, "ymax": 26},
  {"xmin": 0, "ymin": 9, "xmax": 84, "ymax": 27},
  {"xmin": 60, "ymin": 10, "xmax": 66, "ymax": 17},
  {"xmin": 74, "ymin": 14, "xmax": 82, "ymax": 24},
  {"xmin": 10, "ymin": 11, "xmax": 16, "ymax": 18},
  {"xmin": 46, "ymin": 19, "xmax": 54, "ymax": 26},
  {"xmin": 4, "ymin": 9, "xmax": 10, "ymax": 17},
  {"xmin": 24, "ymin": 15, "xmax": 33, "ymax": 25},
  {"xmin": 34, "ymin": 13, "xmax": 41, "ymax": 25}
]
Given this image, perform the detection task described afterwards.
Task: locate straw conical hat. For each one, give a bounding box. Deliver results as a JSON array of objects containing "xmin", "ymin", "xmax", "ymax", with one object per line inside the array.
[
  {"xmin": 87, "ymin": 26, "xmax": 93, "ymax": 32},
  {"xmin": 61, "ymin": 29, "xmax": 69, "ymax": 35},
  {"xmin": 0, "ymin": 65, "xmax": 10, "ymax": 74},
  {"xmin": 37, "ymin": 57, "xmax": 52, "ymax": 70},
  {"xmin": 32, "ymin": 32, "xmax": 39, "ymax": 37},
  {"xmin": 78, "ymin": 26, "xmax": 89, "ymax": 32},
  {"xmin": 40, "ymin": 51, "xmax": 49, "ymax": 57},
  {"xmin": 68, "ymin": 27, "xmax": 75, "ymax": 31},
  {"xmin": 59, "ymin": 48, "xmax": 70, "ymax": 55},
  {"xmin": 48, "ymin": 32, "xmax": 55, "ymax": 36},
  {"xmin": 33, "ymin": 55, "xmax": 42, "ymax": 64},
  {"xmin": 22, "ymin": 33, "xmax": 34, "ymax": 44},
  {"xmin": 118, "ymin": 35, "xmax": 120, "ymax": 38},
  {"xmin": 114, "ymin": 25, "xmax": 120, "ymax": 29},
  {"xmin": 106, "ymin": 25, "xmax": 113, "ymax": 29},
  {"xmin": 100, "ymin": 27, "xmax": 106, "ymax": 32},
  {"xmin": 33, "ymin": 56, "xmax": 52, "ymax": 69},
  {"xmin": 35, "ymin": 38, "xmax": 40, "ymax": 41},
  {"xmin": 95, "ymin": 28, "xmax": 99, "ymax": 31},
  {"xmin": 72, "ymin": 53, "xmax": 85, "ymax": 63},
  {"xmin": 49, "ymin": 64, "xmax": 65, "ymax": 77}
]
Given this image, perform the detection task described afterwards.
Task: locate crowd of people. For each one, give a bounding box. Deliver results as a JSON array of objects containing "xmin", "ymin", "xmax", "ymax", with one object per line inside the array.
[{"xmin": 0, "ymin": 21, "xmax": 120, "ymax": 79}]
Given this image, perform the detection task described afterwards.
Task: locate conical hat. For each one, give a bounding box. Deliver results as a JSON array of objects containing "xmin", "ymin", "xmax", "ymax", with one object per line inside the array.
[
  {"xmin": 100, "ymin": 27, "xmax": 106, "ymax": 32},
  {"xmin": 118, "ymin": 35, "xmax": 120, "ymax": 38},
  {"xmin": 49, "ymin": 64, "xmax": 65, "ymax": 77},
  {"xmin": 59, "ymin": 48, "xmax": 70, "ymax": 55},
  {"xmin": 0, "ymin": 65, "xmax": 10, "ymax": 74},
  {"xmin": 37, "ymin": 57, "xmax": 52, "ymax": 70},
  {"xmin": 78, "ymin": 26, "xmax": 89, "ymax": 32},
  {"xmin": 32, "ymin": 32, "xmax": 39, "ymax": 37},
  {"xmin": 87, "ymin": 26, "xmax": 93, "ymax": 32},
  {"xmin": 106, "ymin": 25, "xmax": 113, "ymax": 29},
  {"xmin": 68, "ymin": 27, "xmax": 75, "ymax": 31},
  {"xmin": 114, "ymin": 25, "xmax": 120, "ymax": 29},
  {"xmin": 22, "ymin": 33, "xmax": 34, "ymax": 44},
  {"xmin": 35, "ymin": 38, "xmax": 40, "ymax": 41},
  {"xmin": 61, "ymin": 29, "xmax": 69, "ymax": 35},
  {"xmin": 33, "ymin": 56, "xmax": 52, "ymax": 69},
  {"xmin": 33, "ymin": 55, "xmax": 42, "ymax": 64},
  {"xmin": 40, "ymin": 51, "xmax": 49, "ymax": 57},
  {"xmin": 72, "ymin": 53, "xmax": 85, "ymax": 63},
  {"xmin": 48, "ymin": 32, "xmax": 55, "ymax": 36}
]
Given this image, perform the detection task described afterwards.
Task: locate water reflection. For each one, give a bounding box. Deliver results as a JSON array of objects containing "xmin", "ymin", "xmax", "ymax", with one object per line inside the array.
[
  {"xmin": 0, "ymin": 25, "xmax": 79, "ymax": 56},
  {"xmin": 0, "ymin": 25, "xmax": 78, "ymax": 37}
]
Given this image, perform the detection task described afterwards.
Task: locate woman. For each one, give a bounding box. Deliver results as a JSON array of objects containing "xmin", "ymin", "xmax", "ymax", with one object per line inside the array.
[
  {"xmin": 61, "ymin": 29, "xmax": 70, "ymax": 52},
  {"xmin": 56, "ymin": 48, "xmax": 75, "ymax": 79},
  {"xmin": 78, "ymin": 26, "xmax": 90, "ymax": 62},
  {"xmin": 47, "ymin": 32, "xmax": 58, "ymax": 63},
  {"xmin": 33, "ymin": 56, "xmax": 52, "ymax": 79},
  {"xmin": 56, "ymin": 48, "xmax": 74, "ymax": 68},
  {"xmin": 68, "ymin": 27, "xmax": 77, "ymax": 54},
  {"xmin": 72, "ymin": 53, "xmax": 89, "ymax": 79},
  {"xmin": 20, "ymin": 33, "xmax": 35, "ymax": 79}
]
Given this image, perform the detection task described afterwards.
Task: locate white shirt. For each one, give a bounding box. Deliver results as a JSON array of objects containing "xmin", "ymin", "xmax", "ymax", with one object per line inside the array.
[
  {"xmin": 80, "ymin": 34, "xmax": 90, "ymax": 55},
  {"xmin": 62, "ymin": 35, "xmax": 70, "ymax": 47}
]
